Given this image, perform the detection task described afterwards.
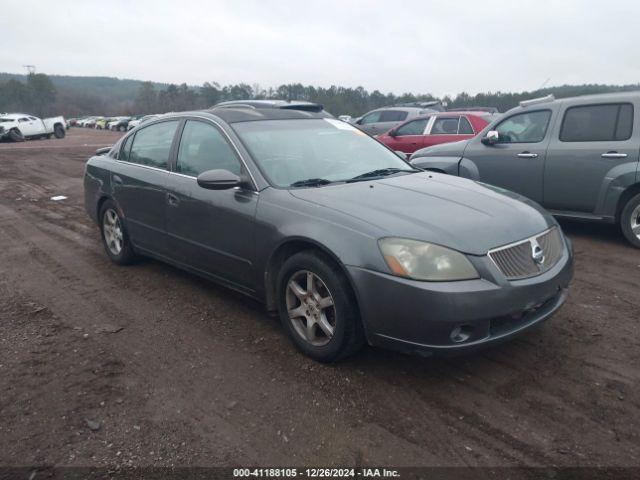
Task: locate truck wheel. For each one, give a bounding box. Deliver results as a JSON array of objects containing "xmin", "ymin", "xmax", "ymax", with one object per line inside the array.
[
  {"xmin": 53, "ymin": 124, "xmax": 65, "ymax": 139},
  {"xmin": 9, "ymin": 129, "xmax": 25, "ymax": 142},
  {"xmin": 620, "ymin": 193, "xmax": 640, "ymax": 248}
]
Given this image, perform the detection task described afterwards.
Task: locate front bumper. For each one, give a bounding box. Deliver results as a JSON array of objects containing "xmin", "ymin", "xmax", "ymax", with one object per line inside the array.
[{"xmin": 347, "ymin": 239, "xmax": 574, "ymax": 356}]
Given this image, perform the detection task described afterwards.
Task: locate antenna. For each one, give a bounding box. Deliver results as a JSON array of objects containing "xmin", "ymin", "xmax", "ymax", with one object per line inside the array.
[
  {"xmin": 538, "ymin": 77, "xmax": 551, "ymax": 90},
  {"xmin": 23, "ymin": 65, "xmax": 36, "ymax": 75}
]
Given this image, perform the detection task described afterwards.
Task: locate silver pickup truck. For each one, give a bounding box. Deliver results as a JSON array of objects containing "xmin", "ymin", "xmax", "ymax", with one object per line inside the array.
[{"xmin": 410, "ymin": 92, "xmax": 640, "ymax": 248}]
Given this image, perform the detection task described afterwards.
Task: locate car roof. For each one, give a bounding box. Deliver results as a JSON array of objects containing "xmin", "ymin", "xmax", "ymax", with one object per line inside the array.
[
  {"xmin": 213, "ymin": 99, "xmax": 325, "ymax": 112},
  {"xmin": 162, "ymin": 107, "xmax": 332, "ymax": 124},
  {"xmin": 510, "ymin": 91, "xmax": 640, "ymax": 113}
]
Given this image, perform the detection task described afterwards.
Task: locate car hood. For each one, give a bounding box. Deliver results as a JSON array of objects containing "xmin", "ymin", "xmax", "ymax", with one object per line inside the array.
[
  {"xmin": 412, "ymin": 139, "xmax": 469, "ymax": 159},
  {"xmin": 289, "ymin": 172, "xmax": 554, "ymax": 256}
]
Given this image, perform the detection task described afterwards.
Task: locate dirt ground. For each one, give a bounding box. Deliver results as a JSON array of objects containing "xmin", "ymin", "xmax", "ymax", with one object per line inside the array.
[{"xmin": 0, "ymin": 128, "xmax": 638, "ymax": 469}]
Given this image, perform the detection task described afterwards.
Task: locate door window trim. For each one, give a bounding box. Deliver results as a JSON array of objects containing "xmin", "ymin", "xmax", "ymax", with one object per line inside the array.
[
  {"xmin": 170, "ymin": 115, "xmax": 258, "ymax": 190},
  {"xmin": 558, "ymin": 102, "xmax": 634, "ymax": 143},
  {"xmin": 174, "ymin": 119, "xmax": 244, "ymax": 179}
]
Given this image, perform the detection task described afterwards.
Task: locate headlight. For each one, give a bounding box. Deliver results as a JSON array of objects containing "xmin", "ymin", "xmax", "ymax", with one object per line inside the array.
[{"xmin": 379, "ymin": 238, "xmax": 479, "ymax": 281}]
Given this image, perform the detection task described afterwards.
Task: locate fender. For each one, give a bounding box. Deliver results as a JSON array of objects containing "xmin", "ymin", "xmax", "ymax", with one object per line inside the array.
[
  {"xmin": 410, "ymin": 155, "xmax": 462, "ymax": 175},
  {"xmin": 597, "ymin": 161, "xmax": 640, "ymax": 218}
]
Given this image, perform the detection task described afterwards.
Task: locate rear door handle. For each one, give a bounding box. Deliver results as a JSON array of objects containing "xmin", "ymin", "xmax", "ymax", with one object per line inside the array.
[
  {"xmin": 112, "ymin": 174, "xmax": 123, "ymax": 185},
  {"xmin": 601, "ymin": 152, "xmax": 627, "ymax": 159},
  {"xmin": 166, "ymin": 192, "xmax": 180, "ymax": 207},
  {"xmin": 517, "ymin": 152, "xmax": 538, "ymax": 158}
]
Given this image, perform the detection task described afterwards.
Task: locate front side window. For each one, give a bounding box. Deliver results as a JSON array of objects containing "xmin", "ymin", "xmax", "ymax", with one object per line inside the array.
[
  {"xmin": 431, "ymin": 117, "xmax": 460, "ymax": 135},
  {"xmin": 233, "ymin": 119, "xmax": 415, "ymax": 188},
  {"xmin": 359, "ymin": 111, "xmax": 382, "ymax": 125},
  {"xmin": 176, "ymin": 120, "xmax": 242, "ymax": 176},
  {"xmin": 560, "ymin": 103, "xmax": 634, "ymax": 142},
  {"xmin": 379, "ymin": 110, "xmax": 408, "ymax": 122},
  {"xmin": 494, "ymin": 110, "xmax": 551, "ymax": 143},
  {"xmin": 395, "ymin": 118, "xmax": 428, "ymax": 136},
  {"xmin": 128, "ymin": 120, "xmax": 178, "ymax": 169},
  {"xmin": 18, "ymin": 118, "xmax": 29, "ymax": 122}
]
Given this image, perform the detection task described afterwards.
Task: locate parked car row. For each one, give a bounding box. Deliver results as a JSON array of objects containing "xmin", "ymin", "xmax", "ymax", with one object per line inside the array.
[
  {"xmin": 70, "ymin": 114, "xmax": 160, "ymax": 131},
  {"xmin": 0, "ymin": 113, "xmax": 66, "ymax": 142}
]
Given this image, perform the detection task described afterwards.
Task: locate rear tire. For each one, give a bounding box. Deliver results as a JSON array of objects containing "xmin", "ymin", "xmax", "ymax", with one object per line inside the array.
[
  {"xmin": 53, "ymin": 124, "xmax": 65, "ymax": 139},
  {"xmin": 9, "ymin": 129, "xmax": 25, "ymax": 142},
  {"xmin": 620, "ymin": 193, "xmax": 640, "ymax": 248},
  {"xmin": 276, "ymin": 251, "xmax": 364, "ymax": 362},
  {"xmin": 99, "ymin": 200, "xmax": 137, "ymax": 265}
]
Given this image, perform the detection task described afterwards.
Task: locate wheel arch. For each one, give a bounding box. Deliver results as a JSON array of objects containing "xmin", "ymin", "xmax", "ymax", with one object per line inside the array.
[
  {"xmin": 616, "ymin": 183, "xmax": 640, "ymax": 222},
  {"xmin": 263, "ymin": 237, "xmax": 361, "ymax": 316},
  {"xmin": 96, "ymin": 194, "xmax": 118, "ymax": 222}
]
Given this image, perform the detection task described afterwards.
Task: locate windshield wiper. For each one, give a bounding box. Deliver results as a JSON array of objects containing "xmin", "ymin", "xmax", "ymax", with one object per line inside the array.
[
  {"xmin": 290, "ymin": 178, "xmax": 334, "ymax": 188},
  {"xmin": 346, "ymin": 167, "xmax": 415, "ymax": 182}
]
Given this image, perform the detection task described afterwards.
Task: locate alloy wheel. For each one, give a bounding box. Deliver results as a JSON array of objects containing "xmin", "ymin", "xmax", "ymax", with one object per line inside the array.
[
  {"xmin": 285, "ymin": 270, "xmax": 336, "ymax": 346},
  {"xmin": 103, "ymin": 208, "xmax": 124, "ymax": 255},
  {"xmin": 631, "ymin": 204, "xmax": 640, "ymax": 240}
]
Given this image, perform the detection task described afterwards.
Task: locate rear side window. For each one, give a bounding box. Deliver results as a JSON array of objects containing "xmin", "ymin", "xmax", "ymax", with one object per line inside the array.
[
  {"xmin": 128, "ymin": 120, "xmax": 179, "ymax": 169},
  {"xmin": 379, "ymin": 110, "xmax": 408, "ymax": 122},
  {"xmin": 431, "ymin": 117, "xmax": 460, "ymax": 135},
  {"xmin": 395, "ymin": 118, "xmax": 428, "ymax": 136},
  {"xmin": 560, "ymin": 103, "xmax": 634, "ymax": 142},
  {"xmin": 176, "ymin": 120, "xmax": 242, "ymax": 176},
  {"xmin": 119, "ymin": 134, "xmax": 134, "ymax": 161},
  {"xmin": 360, "ymin": 111, "xmax": 382, "ymax": 125},
  {"xmin": 458, "ymin": 116, "xmax": 474, "ymax": 134}
]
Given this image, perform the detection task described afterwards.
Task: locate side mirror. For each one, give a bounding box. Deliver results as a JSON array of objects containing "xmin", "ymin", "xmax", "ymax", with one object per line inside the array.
[
  {"xmin": 481, "ymin": 130, "xmax": 500, "ymax": 145},
  {"xmin": 394, "ymin": 151, "xmax": 408, "ymax": 161},
  {"xmin": 197, "ymin": 169, "xmax": 242, "ymax": 190},
  {"xmin": 388, "ymin": 129, "xmax": 398, "ymax": 137}
]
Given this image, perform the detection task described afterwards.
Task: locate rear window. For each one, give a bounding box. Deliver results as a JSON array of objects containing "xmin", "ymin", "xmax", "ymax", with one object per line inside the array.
[
  {"xmin": 379, "ymin": 110, "xmax": 408, "ymax": 122},
  {"xmin": 560, "ymin": 103, "xmax": 634, "ymax": 142}
]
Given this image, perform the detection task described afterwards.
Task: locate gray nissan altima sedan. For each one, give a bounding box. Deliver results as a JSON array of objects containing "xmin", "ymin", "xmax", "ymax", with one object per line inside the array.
[{"xmin": 84, "ymin": 105, "xmax": 574, "ymax": 362}]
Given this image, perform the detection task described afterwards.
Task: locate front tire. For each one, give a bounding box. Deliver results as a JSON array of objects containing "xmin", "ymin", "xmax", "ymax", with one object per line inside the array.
[
  {"xmin": 99, "ymin": 200, "xmax": 136, "ymax": 264},
  {"xmin": 9, "ymin": 129, "xmax": 25, "ymax": 142},
  {"xmin": 620, "ymin": 193, "xmax": 640, "ymax": 248},
  {"xmin": 276, "ymin": 251, "xmax": 364, "ymax": 362},
  {"xmin": 53, "ymin": 124, "xmax": 65, "ymax": 139}
]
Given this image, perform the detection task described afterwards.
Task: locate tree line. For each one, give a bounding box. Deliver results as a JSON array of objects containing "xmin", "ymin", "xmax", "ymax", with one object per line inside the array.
[{"xmin": 1, "ymin": 72, "xmax": 639, "ymax": 118}]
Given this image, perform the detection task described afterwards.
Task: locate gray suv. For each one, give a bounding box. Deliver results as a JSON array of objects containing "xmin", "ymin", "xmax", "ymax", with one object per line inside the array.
[{"xmin": 411, "ymin": 92, "xmax": 640, "ymax": 248}]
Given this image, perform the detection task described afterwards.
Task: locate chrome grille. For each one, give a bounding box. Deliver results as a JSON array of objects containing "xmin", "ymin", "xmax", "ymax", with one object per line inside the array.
[{"xmin": 489, "ymin": 228, "xmax": 564, "ymax": 280}]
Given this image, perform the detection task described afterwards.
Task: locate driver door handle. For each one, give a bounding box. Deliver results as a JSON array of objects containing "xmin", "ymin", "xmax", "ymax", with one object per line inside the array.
[
  {"xmin": 166, "ymin": 192, "xmax": 180, "ymax": 207},
  {"xmin": 517, "ymin": 152, "xmax": 538, "ymax": 158},
  {"xmin": 601, "ymin": 152, "xmax": 627, "ymax": 159}
]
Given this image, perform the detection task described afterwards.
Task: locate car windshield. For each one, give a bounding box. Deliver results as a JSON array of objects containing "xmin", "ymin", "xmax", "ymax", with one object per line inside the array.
[
  {"xmin": 232, "ymin": 119, "xmax": 416, "ymax": 187},
  {"xmin": 0, "ymin": 118, "xmax": 14, "ymax": 123}
]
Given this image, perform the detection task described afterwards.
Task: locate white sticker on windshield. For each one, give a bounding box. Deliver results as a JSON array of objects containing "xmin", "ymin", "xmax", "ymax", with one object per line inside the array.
[{"xmin": 324, "ymin": 118, "xmax": 359, "ymax": 131}]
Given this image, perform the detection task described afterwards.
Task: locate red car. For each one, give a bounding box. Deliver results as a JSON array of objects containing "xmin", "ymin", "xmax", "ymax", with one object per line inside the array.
[{"xmin": 377, "ymin": 112, "xmax": 493, "ymax": 154}]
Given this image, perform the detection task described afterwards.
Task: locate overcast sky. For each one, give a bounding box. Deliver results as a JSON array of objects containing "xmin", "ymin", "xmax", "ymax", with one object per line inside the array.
[{"xmin": 1, "ymin": 0, "xmax": 638, "ymax": 97}]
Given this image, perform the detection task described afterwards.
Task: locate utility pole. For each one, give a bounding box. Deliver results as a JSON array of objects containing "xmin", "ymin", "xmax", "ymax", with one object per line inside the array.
[{"xmin": 23, "ymin": 65, "xmax": 36, "ymax": 75}]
